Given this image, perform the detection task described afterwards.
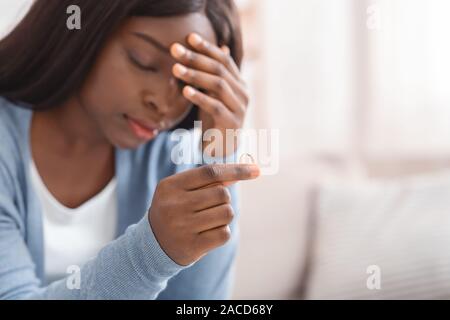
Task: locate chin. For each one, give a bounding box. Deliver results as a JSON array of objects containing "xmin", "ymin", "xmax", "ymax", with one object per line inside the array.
[{"xmin": 116, "ymin": 134, "xmax": 160, "ymax": 150}]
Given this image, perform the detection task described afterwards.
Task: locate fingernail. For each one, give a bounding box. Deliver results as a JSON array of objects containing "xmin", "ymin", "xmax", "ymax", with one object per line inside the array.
[
  {"xmin": 251, "ymin": 165, "xmax": 261, "ymax": 177},
  {"xmin": 184, "ymin": 86, "xmax": 196, "ymax": 97},
  {"xmin": 189, "ymin": 33, "xmax": 203, "ymax": 46},
  {"xmin": 222, "ymin": 46, "xmax": 230, "ymax": 55},
  {"xmin": 171, "ymin": 43, "xmax": 186, "ymax": 58},
  {"xmin": 174, "ymin": 64, "xmax": 187, "ymax": 77}
]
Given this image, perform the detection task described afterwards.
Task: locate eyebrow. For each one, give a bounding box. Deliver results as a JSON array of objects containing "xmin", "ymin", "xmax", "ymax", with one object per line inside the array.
[{"xmin": 131, "ymin": 32, "xmax": 170, "ymax": 55}]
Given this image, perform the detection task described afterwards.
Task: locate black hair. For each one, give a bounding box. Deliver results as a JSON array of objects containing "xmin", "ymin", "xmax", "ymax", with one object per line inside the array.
[{"xmin": 0, "ymin": 0, "xmax": 243, "ymax": 129}]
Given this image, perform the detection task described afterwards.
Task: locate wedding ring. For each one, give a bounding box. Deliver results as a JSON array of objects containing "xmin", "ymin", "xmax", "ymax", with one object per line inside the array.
[{"xmin": 239, "ymin": 153, "xmax": 255, "ymax": 164}]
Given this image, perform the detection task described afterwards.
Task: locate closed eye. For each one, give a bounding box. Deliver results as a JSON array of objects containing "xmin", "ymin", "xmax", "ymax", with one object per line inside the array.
[{"xmin": 127, "ymin": 53, "xmax": 158, "ymax": 72}]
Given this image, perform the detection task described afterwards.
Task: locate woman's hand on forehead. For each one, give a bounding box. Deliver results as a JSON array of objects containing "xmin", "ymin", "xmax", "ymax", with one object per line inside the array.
[{"xmin": 170, "ymin": 32, "xmax": 249, "ymax": 157}]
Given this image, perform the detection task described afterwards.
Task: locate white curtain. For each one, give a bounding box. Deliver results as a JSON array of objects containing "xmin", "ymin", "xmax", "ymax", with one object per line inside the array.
[
  {"xmin": 365, "ymin": 0, "xmax": 450, "ymax": 161},
  {"xmin": 235, "ymin": 0, "xmax": 450, "ymax": 299}
]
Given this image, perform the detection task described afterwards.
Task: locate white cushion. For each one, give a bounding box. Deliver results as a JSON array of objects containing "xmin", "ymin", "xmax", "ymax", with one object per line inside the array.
[{"xmin": 306, "ymin": 170, "xmax": 450, "ymax": 299}]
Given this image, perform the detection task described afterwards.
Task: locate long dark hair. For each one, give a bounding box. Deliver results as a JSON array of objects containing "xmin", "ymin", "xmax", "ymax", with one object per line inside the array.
[{"xmin": 0, "ymin": 0, "xmax": 243, "ymax": 129}]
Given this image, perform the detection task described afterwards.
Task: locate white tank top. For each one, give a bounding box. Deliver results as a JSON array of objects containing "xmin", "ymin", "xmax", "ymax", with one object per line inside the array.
[{"xmin": 29, "ymin": 158, "xmax": 118, "ymax": 284}]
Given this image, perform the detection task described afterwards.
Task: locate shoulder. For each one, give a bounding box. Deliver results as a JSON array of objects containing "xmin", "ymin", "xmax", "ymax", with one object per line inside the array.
[
  {"xmin": 0, "ymin": 97, "xmax": 31, "ymax": 170},
  {"xmin": 0, "ymin": 96, "xmax": 30, "ymax": 139},
  {"xmin": 128, "ymin": 128, "xmax": 201, "ymax": 182},
  {"xmin": 158, "ymin": 128, "xmax": 203, "ymax": 175}
]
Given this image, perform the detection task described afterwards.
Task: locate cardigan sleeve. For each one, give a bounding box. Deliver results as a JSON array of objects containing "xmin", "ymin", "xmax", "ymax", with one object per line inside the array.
[{"xmin": 0, "ymin": 160, "xmax": 191, "ymax": 299}]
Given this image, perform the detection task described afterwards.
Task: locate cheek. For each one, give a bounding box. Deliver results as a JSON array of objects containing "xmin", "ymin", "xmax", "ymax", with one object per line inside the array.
[{"xmin": 80, "ymin": 52, "xmax": 137, "ymax": 116}]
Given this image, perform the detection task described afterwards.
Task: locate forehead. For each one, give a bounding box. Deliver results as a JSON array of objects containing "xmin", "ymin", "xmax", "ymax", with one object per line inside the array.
[{"xmin": 120, "ymin": 13, "xmax": 217, "ymax": 48}]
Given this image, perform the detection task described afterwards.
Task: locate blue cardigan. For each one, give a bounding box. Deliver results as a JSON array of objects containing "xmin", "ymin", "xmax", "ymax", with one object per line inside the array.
[{"xmin": 0, "ymin": 97, "xmax": 240, "ymax": 299}]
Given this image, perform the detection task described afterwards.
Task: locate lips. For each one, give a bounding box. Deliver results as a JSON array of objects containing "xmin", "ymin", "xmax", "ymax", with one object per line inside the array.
[{"xmin": 125, "ymin": 115, "xmax": 159, "ymax": 140}]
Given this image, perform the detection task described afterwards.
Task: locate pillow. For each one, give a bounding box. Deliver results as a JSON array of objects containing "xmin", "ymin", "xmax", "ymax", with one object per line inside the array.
[{"xmin": 306, "ymin": 170, "xmax": 450, "ymax": 299}]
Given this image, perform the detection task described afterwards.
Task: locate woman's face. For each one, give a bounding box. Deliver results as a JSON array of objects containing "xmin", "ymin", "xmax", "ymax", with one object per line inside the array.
[{"xmin": 77, "ymin": 13, "xmax": 217, "ymax": 149}]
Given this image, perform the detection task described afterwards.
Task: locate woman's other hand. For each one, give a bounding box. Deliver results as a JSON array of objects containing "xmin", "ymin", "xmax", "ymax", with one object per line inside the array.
[{"xmin": 148, "ymin": 163, "xmax": 260, "ymax": 266}]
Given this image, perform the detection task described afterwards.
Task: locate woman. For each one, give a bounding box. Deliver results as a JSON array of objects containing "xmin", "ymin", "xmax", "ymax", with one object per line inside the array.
[{"xmin": 0, "ymin": 0, "xmax": 260, "ymax": 299}]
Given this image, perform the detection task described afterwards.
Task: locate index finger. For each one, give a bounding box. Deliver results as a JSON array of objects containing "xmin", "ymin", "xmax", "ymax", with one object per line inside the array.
[{"xmin": 178, "ymin": 164, "xmax": 260, "ymax": 190}]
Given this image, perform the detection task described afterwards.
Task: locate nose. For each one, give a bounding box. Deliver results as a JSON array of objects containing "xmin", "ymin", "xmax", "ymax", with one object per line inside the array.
[{"xmin": 143, "ymin": 76, "xmax": 182, "ymax": 116}]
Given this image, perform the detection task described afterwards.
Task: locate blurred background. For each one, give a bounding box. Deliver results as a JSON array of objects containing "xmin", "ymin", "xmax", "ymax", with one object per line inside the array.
[{"xmin": 3, "ymin": 0, "xmax": 450, "ymax": 299}]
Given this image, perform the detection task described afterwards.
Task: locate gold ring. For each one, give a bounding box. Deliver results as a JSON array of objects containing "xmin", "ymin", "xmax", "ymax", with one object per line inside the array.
[{"xmin": 239, "ymin": 153, "xmax": 255, "ymax": 164}]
